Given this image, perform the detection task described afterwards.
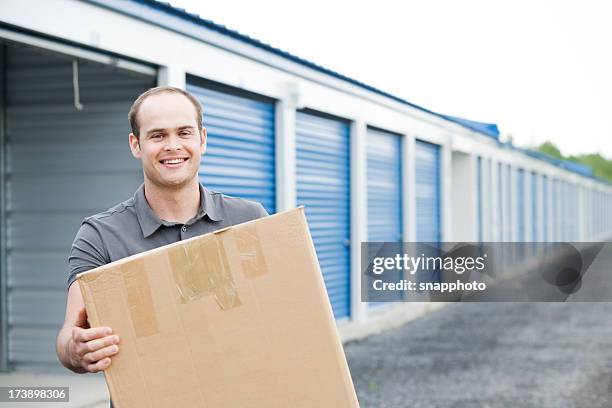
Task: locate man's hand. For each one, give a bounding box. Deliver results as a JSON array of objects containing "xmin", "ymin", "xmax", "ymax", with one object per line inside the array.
[
  {"xmin": 66, "ymin": 308, "xmax": 120, "ymax": 373},
  {"xmin": 57, "ymin": 282, "xmax": 120, "ymax": 373}
]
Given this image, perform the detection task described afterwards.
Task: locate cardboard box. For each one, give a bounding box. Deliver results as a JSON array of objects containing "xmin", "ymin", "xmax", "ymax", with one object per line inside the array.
[{"xmin": 77, "ymin": 208, "xmax": 359, "ymax": 407}]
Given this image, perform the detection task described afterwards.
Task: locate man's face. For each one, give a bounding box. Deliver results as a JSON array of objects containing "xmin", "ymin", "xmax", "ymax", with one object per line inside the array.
[{"xmin": 129, "ymin": 92, "xmax": 206, "ymax": 189}]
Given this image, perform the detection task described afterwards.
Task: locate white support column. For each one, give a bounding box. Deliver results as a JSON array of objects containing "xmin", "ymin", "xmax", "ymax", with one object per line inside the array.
[
  {"xmin": 350, "ymin": 119, "xmax": 368, "ymax": 323},
  {"xmin": 157, "ymin": 65, "xmax": 186, "ymax": 88},
  {"xmin": 441, "ymin": 144, "xmax": 452, "ymax": 242},
  {"xmin": 274, "ymin": 97, "xmax": 296, "ymax": 213},
  {"xmin": 404, "ymin": 134, "xmax": 417, "ymax": 242}
]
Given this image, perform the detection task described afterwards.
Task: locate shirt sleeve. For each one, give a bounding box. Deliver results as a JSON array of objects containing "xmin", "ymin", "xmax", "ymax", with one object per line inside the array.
[
  {"xmin": 256, "ymin": 202, "xmax": 269, "ymax": 217},
  {"xmin": 67, "ymin": 219, "xmax": 110, "ymax": 290}
]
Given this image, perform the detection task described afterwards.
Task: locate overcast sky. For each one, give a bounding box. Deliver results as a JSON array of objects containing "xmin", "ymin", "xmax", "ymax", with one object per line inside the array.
[{"xmin": 168, "ymin": 0, "xmax": 611, "ymax": 158}]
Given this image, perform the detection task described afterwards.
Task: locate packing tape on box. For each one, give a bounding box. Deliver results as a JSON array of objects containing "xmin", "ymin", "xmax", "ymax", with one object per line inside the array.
[
  {"xmin": 121, "ymin": 259, "xmax": 160, "ymax": 337},
  {"xmin": 234, "ymin": 225, "xmax": 268, "ymax": 278},
  {"xmin": 169, "ymin": 235, "xmax": 242, "ymax": 310}
]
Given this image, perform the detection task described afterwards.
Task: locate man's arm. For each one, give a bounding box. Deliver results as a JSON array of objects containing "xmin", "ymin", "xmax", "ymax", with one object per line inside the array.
[
  {"xmin": 56, "ymin": 221, "xmax": 120, "ymax": 373},
  {"xmin": 56, "ymin": 282, "xmax": 119, "ymax": 373}
]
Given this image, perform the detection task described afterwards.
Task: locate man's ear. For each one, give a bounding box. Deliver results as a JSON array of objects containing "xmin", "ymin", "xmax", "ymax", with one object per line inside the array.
[
  {"xmin": 200, "ymin": 127, "xmax": 207, "ymax": 155},
  {"xmin": 129, "ymin": 133, "xmax": 142, "ymax": 159}
]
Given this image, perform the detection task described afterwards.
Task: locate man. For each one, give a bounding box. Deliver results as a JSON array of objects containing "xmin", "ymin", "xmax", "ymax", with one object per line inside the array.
[{"xmin": 55, "ymin": 87, "xmax": 268, "ymax": 379}]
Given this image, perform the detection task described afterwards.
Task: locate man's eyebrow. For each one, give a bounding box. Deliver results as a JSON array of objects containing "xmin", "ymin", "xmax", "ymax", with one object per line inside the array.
[
  {"xmin": 146, "ymin": 126, "xmax": 195, "ymax": 135},
  {"xmin": 146, "ymin": 128, "xmax": 167, "ymax": 135}
]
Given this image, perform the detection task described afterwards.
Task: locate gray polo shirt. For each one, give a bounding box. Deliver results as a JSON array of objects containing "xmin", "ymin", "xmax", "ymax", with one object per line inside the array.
[{"xmin": 67, "ymin": 183, "xmax": 268, "ymax": 289}]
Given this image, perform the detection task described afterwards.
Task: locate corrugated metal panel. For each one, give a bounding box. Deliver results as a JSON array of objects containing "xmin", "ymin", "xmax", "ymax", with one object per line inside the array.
[
  {"xmin": 505, "ymin": 164, "xmax": 511, "ymax": 242},
  {"xmin": 599, "ymin": 190, "xmax": 602, "ymax": 238},
  {"xmin": 296, "ymin": 111, "xmax": 350, "ymax": 320},
  {"xmin": 367, "ymin": 128, "xmax": 402, "ymax": 305},
  {"xmin": 415, "ymin": 140, "xmax": 441, "ymax": 242},
  {"xmin": 568, "ymin": 183, "xmax": 573, "ymax": 240},
  {"xmin": 531, "ymin": 172, "xmax": 537, "ymax": 242},
  {"xmin": 542, "ymin": 175, "xmax": 548, "ymax": 242},
  {"xmin": 592, "ymin": 188, "xmax": 596, "ymax": 239},
  {"xmin": 486, "ymin": 159, "xmax": 493, "ymax": 241},
  {"xmin": 498, "ymin": 162, "xmax": 503, "ymax": 241},
  {"xmin": 571, "ymin": 184, "xmax": 578, "ymax": 240},
  {"xmin": 4, "ymin": 43, "xmax": 154, "ymax": 369},
  {"xmin": 477, "ymin": 156, "xmax": 482, "ymax": 242},
  {"xmin": 516, "ymin": 169, "xmax": 525, "ymax": 241},
  {"xmin": 592, "ymin": 188, "xmax": 596, "ymax": 240},
  {"xmin": 367, "ymin": 128, "xmax": 402, "ymax": 242},
  {"xmin": 564, "ymin": 182, "xmax": 567, "ymax": 241},
  {"xmin": 186, "ymin": 82, "xmax": 276, "ymax": 214},
  {"xmin": 552, "ymin": 178, "xmax": 558, "ymax": 241}
]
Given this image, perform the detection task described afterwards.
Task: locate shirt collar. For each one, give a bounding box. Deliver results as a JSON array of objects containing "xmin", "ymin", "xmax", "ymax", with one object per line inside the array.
[{"xmin": 134, "ymin": 183, "xmax": 224, "ymax": 238}]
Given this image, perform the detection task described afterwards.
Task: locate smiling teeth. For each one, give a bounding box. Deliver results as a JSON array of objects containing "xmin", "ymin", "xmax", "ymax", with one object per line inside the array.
[{"xmin": 164, "ymin": 158, "xmax": 185, "ymax": 164}]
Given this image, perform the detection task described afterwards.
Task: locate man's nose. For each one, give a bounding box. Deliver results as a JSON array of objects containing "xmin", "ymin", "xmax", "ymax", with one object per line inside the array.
[{"xmin": 163, "ymin": 134, "xmax": 183, "ymax": 150}]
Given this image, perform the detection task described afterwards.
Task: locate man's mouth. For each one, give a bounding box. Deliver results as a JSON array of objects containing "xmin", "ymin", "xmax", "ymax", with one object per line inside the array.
[{"xmin": 160, "ymin": 157, "xmax": 188, "ymax": 165}]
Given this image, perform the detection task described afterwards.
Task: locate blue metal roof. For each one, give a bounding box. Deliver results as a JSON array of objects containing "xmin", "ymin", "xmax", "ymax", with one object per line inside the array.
[
  {"xmin": 521, "ymin": 149, "xmax": 593, "ymax": 177},
  {"xmin": 438, "ymin": 114, "xmax": 500, "ymax": 140}
]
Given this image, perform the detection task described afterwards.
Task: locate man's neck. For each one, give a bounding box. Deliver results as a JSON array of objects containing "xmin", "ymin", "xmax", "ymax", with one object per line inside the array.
[{"xmin": 143, "ymin": 179, "xmax": 201, "ymax": 224}]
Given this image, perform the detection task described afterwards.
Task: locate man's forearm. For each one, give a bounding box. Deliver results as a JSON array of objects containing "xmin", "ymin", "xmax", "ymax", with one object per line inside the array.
[{"xmin": 56, "ymin": 326, "xmax": 86, "ymax": 374}]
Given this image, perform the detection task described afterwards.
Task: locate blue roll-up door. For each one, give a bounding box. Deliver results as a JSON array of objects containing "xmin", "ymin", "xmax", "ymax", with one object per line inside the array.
[
  {"xmin": 531, "ymin": 172, "xmax": 537, "ymax": 242},
  {"xmin": 542, "ymin": 175, "xmax": 548, "ymax": 242},
  {"xmin": 477, "ymin": 156, "xmax": 482, "ymax": 242},
  {"xmin": 367, "ymin": 128, "xmax": 402, "ymax": 305},
  {"xmin": 368, "ymin": 128, "xmax": 402, "ymax": 242},
  {"xmin": 296, "ymin": 111, "xmax": 350, "ymax": 320},
  {"xmin": 516, "ymin": 169, "xmax": 525, "ymax": 241},
  {"xmin": 486, "ymin": 159, "xmax": 493, "ymax": 241},
  {"xmin": 505, "ymin": 164, "xmax": 511, "ymax": 241},
  {"xmin": 552, "ymin": 178, "xmax": 559, "ymax": 241},
  {"xmin": 570, "ymin": 184, "xmax": 577, "ymax": 240},
  {"xmin": 561, "ymin": 182, "xmax": 568, "ymax": 241},
  {"xmin": 415, "ymin": 141, "xmax": 441, "ymax": 242},
  {"xmin": 498, "ymin": 162, "xmax": 503, "ymax": 241},
  {"xmin": 186, "ymin": 81, "xmax": 276, "ymax": 214}
]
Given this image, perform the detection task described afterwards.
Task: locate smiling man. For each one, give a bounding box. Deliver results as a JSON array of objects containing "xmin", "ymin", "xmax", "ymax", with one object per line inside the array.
[{"xmin": 55, "ymin": 87, "xmax": 268, "ymax": 384}]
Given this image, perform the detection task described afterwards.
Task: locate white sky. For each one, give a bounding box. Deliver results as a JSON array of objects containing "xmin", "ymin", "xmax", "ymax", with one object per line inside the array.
[{"xmin": 168, "ymin": 0, "xmax": 612, "ymax": 157}]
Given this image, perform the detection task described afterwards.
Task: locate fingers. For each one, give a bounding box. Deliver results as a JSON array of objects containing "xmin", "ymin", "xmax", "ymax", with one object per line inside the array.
[
  {"xmin": 82, "ymin": 344, "xmax": 120, "ymax": 364},
  {"xmin": 69, "ymin": 326, "xmax": 120, "ymax": 373},
  {"xmin": 86, "ymin": 357, "xmax": 112, "ymax": 373},
  {"xmin": 77, "ymin": 335, "xmax": 120, "ymax": 358},
  {"xmin": 73, "ymin": 326, "xmax": 113, "ymax": 343}
]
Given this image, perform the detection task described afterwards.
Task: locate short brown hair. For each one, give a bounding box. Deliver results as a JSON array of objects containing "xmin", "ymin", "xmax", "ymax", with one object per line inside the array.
[{"xmin": 128, "ymin": 87, "xmax": 203, "ymax": 139}]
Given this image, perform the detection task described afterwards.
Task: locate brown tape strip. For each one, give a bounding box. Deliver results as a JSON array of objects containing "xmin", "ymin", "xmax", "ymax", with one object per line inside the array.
[
  {"xmin": 168, "ymin": 240, "xmax": 205, "ymax": 304},
  {"xmin": 121, "ymin": 259, "xmax": 159, "ymax": 338},
  {"xmin": 234, "ymin": 225, "xmax": 268, "ymax": 278},
  {"xmin": 169, "ymin": 236, "xmax": 242, "ymax": 310}
]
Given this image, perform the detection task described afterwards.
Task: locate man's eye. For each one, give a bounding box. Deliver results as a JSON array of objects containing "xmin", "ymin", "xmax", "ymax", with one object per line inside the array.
[
  {"xmin": 151, "ymin": 134, "xmax": 163, "ymax": 139},
  {"xmin": 179, "ymin": 131, "xmax": 191, "ymax": 137}
]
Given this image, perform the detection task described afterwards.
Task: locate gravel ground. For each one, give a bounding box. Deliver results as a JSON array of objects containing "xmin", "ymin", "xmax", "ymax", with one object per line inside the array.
[{"xmin": 345, "ymin": 302, "xmax": 612, "ymax": 408}]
